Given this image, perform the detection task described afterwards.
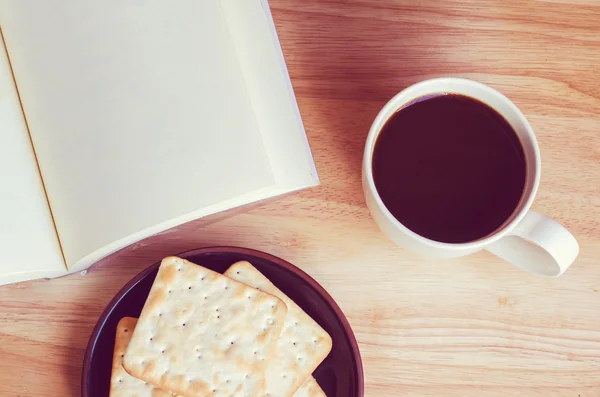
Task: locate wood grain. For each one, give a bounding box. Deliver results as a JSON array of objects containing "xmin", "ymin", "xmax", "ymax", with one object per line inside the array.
[{"xmin": 1, "ymin": 0, "xmax": 599, "ymax": 396}]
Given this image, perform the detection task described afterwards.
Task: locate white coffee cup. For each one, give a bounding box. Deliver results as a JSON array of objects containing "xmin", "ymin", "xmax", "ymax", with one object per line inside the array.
[{"xmin": 362, "ymin": 77, "xmax": 579, "ymax": 277}]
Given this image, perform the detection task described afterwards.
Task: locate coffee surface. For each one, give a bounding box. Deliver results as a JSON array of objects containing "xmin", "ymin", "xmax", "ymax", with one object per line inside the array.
[{"xmin": 372, "ymin": 94, "xmax": 526, "ymax": 243}]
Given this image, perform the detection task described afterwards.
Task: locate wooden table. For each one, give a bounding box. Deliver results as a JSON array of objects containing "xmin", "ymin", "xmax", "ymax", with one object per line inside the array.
[{"xmin": 1, "ymin": 1, "xmax": 599, "ymax": 396}]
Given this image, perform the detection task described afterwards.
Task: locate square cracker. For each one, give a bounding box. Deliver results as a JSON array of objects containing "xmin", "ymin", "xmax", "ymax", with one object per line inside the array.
[
  {"xmin": 224, "ymin": 261, "xmax": 332, "ymax": 397},
  {"xmin": 292, "ymin": 377, "xmax": 326, "ymax": 397},
  {"xmin": 123, "ymin": 256, "xmax": 288, "ymax": 397},
  {"xmin": 110, "ymin": 317, "xmax": 176, "ymax": 397}
]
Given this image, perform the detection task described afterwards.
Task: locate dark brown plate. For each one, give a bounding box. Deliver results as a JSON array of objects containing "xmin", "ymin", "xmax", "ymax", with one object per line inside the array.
[{"xmin": 82, "ymin": 247, "xmax": 364, "ymax": 397}]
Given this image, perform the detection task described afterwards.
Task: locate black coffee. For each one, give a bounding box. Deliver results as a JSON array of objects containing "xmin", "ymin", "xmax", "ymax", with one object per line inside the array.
[{"xmin": 372, "ymin": 94, "xmax": 526, "ymax": 244}]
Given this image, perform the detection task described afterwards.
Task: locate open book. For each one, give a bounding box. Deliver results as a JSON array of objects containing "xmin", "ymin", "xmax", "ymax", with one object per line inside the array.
[{"xmin": 0, "ymin": 0, "xmax": 318, "ymax": 286}]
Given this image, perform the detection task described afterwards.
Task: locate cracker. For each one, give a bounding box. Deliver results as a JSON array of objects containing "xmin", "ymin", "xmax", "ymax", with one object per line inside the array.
[
  {"xmin": 224, "ymin": 261, "xmax": 332, "ymax": 397},
  {"xmin": 292, "ymin": 377, "xmax": 326, "ymax": 397},
  {"xmin": 123, "ymin": 256, "xmax": 288, "ymax": 397},
  {"xmin": 110, "ymin": 317, "xmax": 176, "ymax": 397}
]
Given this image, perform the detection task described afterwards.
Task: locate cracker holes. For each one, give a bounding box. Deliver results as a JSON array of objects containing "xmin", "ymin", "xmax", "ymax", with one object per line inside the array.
[
  {"xmin": 124, "ymin": 329, "xmax": 128, "ymax": 333},
  {"xmin": 120, "ymin": 354, "xmax": 124, "ymax": 358},
  {"xmin": 212, "ymin": 389, "xmax": 217, "ymax": 393},
  {"xmin": 294, "ymin": 321, "xmax": 298, "ymax": 326},
  {"xmin": 236, "ymin": 271, "xmax": 240, "ymax": 275},
  {"xmin": 282, "ymin": 374, "xmax": 287, "ymax": 379},
  {"xmin": 217, "ymin": 316, "xmax": 220, "ymax": 319},
  {"xmin": 168, "ymin": 290, "xmax": 172, "ymax": 294},
  {"xmin": 224, "ymin": 284, "xmax": 229, "ymax": 290},
  {"xmin": 118, "ymin": 379, "xmax": 122, "ymax": 383},
  {"xmin": 292, "ymin": 342, "xmax": 297, "ymax": 346},
  {"xmin": 253, "ymin": 351, "xmax": 257, "ymax": 355},
  {"xmin": 297, "ymin": 356, "xmax": 303, "ymax": 362},
  {"xmin": 188, "ymin": 286, "xmax": 192, "ymax": 290},
  {"xmin": 149, "ymin": 337, "xmax": 153, "ymax": 341},
  {"xmin": 230, "ymin": 341, "xmax": 234, "ymax": 345},
  {"xmin": 158, "ymin": 313, "xmax": 162, "ymax": 317},
  {"xmin": 182, "ymin": 323, "xmax": 186, "ymax": 327},
  {"xmin": 161, "ymin": 350, "xmax": 165, "ymax": 354}
]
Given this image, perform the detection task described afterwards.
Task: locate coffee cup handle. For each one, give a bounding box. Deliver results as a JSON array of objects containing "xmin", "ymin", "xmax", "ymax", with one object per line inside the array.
[{"xmin": 486, "ymin": 210, "xmax": 579, "ymax": 277}]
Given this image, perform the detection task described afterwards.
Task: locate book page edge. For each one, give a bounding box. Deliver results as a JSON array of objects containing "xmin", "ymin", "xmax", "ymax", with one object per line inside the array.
[
  {"xmin": 0, "ymin": 26, "xmax": 67, "ymax": 271},
  {"xmin": 65, "ymin": 182, "xmax": 316, "ymax": 273},
  {"xmin": 261, "ymin": 0, "xmax": 319, "ymax": 186}
]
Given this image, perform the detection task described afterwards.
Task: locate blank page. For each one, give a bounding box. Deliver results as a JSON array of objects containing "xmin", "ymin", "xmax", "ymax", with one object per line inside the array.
[
  {"xmin": 222, "ymin": 0, "xmax": 319, "ymax": 191},
  {"xmin": 0, "ymin": 1, "xmax": 274, "ymax": 267},
  {"xmin": 0, "ymin": 34, "xmax": 65, "ymax": 285}
]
